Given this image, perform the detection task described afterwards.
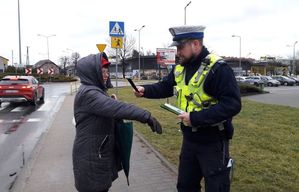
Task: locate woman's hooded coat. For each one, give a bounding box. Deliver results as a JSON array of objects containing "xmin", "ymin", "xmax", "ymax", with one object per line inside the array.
[{"xmin": 73, "ymin": 53, "xmax": 150, "ymax": 191}]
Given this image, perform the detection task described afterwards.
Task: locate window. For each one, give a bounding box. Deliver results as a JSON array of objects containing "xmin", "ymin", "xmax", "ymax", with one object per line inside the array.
[{"xmin": 0, "ymin": 79, "xmax": 29, "ymax": 85}]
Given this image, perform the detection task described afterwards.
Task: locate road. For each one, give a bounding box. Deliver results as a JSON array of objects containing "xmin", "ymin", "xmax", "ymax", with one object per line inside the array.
[
  {"xmin": 0, "ymin": 83, "xmax": 71, "ymax": 192},
  {"xmin": 246, "ymin": 86, "xmax": 299, "ymax": 108}
]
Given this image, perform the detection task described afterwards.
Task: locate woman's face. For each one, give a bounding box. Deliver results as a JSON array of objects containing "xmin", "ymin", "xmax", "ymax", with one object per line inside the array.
[{"xmin": 102, "ymin": 67, "xmax": 109, "ymax": 83}]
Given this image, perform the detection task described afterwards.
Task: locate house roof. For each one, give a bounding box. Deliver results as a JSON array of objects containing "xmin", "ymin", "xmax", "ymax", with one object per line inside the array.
[
  {"xmin": 0, "ymin": 56, "xmax": 9, "ymax": 61},
  {"xmin": 34, "ymin": 59, "xmax": 61, "ymax": 69}
]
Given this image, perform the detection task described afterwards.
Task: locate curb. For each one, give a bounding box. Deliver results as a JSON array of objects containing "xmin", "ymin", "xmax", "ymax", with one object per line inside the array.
[{"xmin": 133, "ymin": 130, "xmax": 178, "ymax": 175}]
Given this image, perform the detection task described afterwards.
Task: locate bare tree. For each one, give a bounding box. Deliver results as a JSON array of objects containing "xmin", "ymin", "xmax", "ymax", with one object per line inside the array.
[
  {"xmin": 59, "ymin": 56, "xmax": 71, "ymax": 75},
  {"xmin": 106, "ymin": 34, "xmax": 136, "ymax": 77},
  {"xmin": 70, "ymin": 52, "xmax": 80, "ymax": 75}
]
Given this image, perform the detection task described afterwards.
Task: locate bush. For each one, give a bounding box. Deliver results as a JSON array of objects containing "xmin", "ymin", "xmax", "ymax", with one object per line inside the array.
[
  {"xmin": 37, "ymin": 75, "xmax": 77, "ymax": 82},
  {"xmin": 0, "ymin": 73, "xmax": 77, "ymax": 82},
  {"xmin": 239, "ymin": 83, "xmax": 264, "ymax": 95}
]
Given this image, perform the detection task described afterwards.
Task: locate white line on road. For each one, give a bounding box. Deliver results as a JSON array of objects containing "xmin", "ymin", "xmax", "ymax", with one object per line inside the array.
[
  {"xmin": 0, "ymin": 102, "xmax": 9, "ymax": 111},
  {"xmin": 27, "ymin": 118, "xmax": 42, "ymax": 122},
  {"xmin": 11, "ymin": 107, "xmax": 25, "ymax": 112},
  {"xmin": 0, "ymin": 118, "xmax": 41, "ymax": 124}
]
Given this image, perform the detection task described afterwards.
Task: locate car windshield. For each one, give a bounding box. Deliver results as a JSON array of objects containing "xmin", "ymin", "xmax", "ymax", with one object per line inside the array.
[{"xmin": 0, "ymin": 79, "xmax": 29, "ymax": 85}]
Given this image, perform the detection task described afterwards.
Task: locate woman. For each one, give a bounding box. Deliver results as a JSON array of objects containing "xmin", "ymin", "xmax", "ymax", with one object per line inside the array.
[{"xmin": 73, "ymin": 52, "xmax": 162, "ymax": 192}]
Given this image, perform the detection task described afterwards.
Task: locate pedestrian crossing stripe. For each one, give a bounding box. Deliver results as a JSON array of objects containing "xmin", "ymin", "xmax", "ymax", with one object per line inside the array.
[{"xmin": 109, "ymin": 21, "xmax": 125, "ymax": 37}]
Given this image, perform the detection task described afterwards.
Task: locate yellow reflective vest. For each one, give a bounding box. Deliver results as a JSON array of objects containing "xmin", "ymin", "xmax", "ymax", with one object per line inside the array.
[{"xmin": 174, "ymin": 53, "xmax": 222, "ymax": 112}]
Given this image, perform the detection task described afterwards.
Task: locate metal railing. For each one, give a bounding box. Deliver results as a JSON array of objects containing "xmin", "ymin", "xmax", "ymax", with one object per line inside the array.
[{"xmin": 70, "ymin": 81, "xmax": 79, "ymax": 95}]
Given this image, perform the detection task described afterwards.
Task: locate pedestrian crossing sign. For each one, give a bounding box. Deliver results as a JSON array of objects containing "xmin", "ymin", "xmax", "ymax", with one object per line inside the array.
[
  {"xmin": 109, "ymin": 21, "xmax": 125, "ymax": 37},
  {"xmin": 111, "ymin": 37, "xmax": 123, "ymax": 48}
]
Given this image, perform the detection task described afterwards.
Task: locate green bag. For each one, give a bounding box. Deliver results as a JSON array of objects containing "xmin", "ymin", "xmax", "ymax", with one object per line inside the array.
[{"xmin": 115, "ymin": 120, "xmax": 133, "ymax": 185}]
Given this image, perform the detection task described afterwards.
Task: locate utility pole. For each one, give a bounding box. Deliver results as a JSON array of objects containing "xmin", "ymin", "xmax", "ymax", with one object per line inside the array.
[
  {"xmin": 18, "ymin": 0, "xmax": 22, "ymax": 66},
  {"xmin": 134, "ymin": 25, "xmax": 145, "ymax": 80},
  {"xmin": 232, "ymin": 35, "xmax": 242, "ymax": 75}
]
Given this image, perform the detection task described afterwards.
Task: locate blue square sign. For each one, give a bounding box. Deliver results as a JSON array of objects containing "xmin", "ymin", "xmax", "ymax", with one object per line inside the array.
[{"xmin": 109, "ymin": 21, "xmax": 125, "ymax": 37}]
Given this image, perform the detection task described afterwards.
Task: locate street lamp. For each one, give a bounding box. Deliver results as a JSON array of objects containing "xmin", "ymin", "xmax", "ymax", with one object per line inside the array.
[
  {"xmin": 134, "ymin": 25, "xmax": 145, "ymax": 80},
  {"xmin": 37, "ymin": 34, "xmax": 56, "ymax": 60},
  {"xmin": 232, "ymin": 35, "xmax": 242, "ymax": 73},
  {"xmin": 184, "ymin": 1, "xmax": 192, "ymax": 25}
]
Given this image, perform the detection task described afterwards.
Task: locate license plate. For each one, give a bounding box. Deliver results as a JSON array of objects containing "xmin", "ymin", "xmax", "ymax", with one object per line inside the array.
[{"xmin": 5, "ymin": 90, "xmax": 18, "ymax": 93}]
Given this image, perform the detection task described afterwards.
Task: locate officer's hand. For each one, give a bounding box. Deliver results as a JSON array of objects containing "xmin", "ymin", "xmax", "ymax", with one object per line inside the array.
[
  {"xmin": 147, "ymin": 116, "xmax": 162, "ymax": 134},
  {"xmin": 134, "ymin": 86, "xmax": 145, "ymax": 97},
  {"xmin": 178, "ymin": 112, "xmax": 191, "ymax": 127}
]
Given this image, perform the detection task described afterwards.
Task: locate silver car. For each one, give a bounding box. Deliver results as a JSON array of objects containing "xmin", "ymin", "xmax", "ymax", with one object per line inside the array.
[
  {"xmin": 261, "ymin": 76, "xmax": 280, "ymax": 87},
  {"xmin": 244, "ymin": 76, "xmax": 264, "ymax": 87}
]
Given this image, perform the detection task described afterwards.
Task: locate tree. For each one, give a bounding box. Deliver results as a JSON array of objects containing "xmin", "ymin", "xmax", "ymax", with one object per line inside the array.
[
  {"xmin": 59, "ymin": 52, "xmax": 80, "ymax": 75},
  {"xmin": 59, "ymin": 56, "xmax": 71, "ymax": 75},
  {"xmin": 106, "ymin": 34, "xmax": 136, "ymax": 77},
  {"xmin": 70, "ymin": 52, "xmax": 80, "ymax": 75},
  {"xmin": 5, "ymin": 66, "xmax": 17, "ymax": 73}
]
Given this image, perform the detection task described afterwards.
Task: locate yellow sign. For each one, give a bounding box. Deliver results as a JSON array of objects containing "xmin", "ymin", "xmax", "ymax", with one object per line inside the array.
[
  {"xmin": 111, "ymin": 37, "xmax": 123, "ymax": 48},
  {"xmin": 96, "ymin": 44, "xmax": 106, "ymax": 52}
]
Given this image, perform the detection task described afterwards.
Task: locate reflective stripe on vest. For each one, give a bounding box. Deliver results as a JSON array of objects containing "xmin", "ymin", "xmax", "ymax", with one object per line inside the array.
[{"xmin": 174, "ymin": 53, "xmax": 222, "ymax": 112}]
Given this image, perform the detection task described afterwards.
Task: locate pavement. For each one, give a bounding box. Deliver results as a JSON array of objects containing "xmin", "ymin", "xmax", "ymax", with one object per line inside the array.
[
  {"xmin": 11, "ymin": 94, "xmax": 178, "ymax": 192},
  {"xmin": 245, "ymin": 86, "xmax": 299, "ymax": 108}
]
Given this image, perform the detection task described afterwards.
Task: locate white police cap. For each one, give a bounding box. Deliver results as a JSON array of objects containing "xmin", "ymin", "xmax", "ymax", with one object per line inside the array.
[{"xmin": 169, "ymin": 25, "xmax": 206, "ymax": 47}]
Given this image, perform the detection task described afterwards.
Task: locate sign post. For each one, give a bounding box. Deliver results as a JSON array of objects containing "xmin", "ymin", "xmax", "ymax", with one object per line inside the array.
[
  {"xmin": 156, "ymin": 48, "xmax": 176, "ymax": 104},
  {"xmin": 25, "ymin": 68, "xmax": 32, "ymax": 75},
  {"xmin": 109, "ymin": 21, "xmax": 125, "ymax": 95},
  {"xmin": 48, "ymin": 67, "xmax": 54, "ymax": 82},
  {"xmin": 37, "ymin": 68, "xmax": 43, "ymax": 81}
]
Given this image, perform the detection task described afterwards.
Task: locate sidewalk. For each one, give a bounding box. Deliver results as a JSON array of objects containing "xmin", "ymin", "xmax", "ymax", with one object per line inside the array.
[{"xmin": 11, "ymin": 95, "xmax": 177, "ymax": 192}]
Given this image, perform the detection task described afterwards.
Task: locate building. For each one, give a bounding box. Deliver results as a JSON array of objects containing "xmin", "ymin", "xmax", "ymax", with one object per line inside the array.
[
  {"xmin": 224, "ymin": 56, "xmax": 292, "ymax": 76},
  {"xmin": 251, "ymin": 60, "xmax": 289, "ymax": 76},
  {"xmin": 33, "ymin": 59, "xmax": 61, "ymax": 75},
  {"xmin": 109, "ymin": 55, "xmax": 169, "ymax": 80},
  {"xmin": 0, "ymin": 56, "xmax": 9, "ymax": 73},
  {"xmin": 224, "ymin": 57, "xmax": 254, "ymax": 75}
]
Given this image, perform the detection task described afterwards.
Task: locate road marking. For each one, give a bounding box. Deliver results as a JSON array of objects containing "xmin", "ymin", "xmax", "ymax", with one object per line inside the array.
[
  {"xmin": 27, "ymin": 118, "xmax": 41, "ymax": 122},
  {"xmin": 11, "ymin": 107, "xmax": 25, "ymax": 112},
  {"xmin": 0, "ymin": 102, "xmax": 9, "ymax": 111},
  {"xmin": 0, "ymin": 118, "xmax": 41, "ymax": 123},
  {"xmin": 37, "ymin": 102, "xmax": 51, "ymax": 111}
]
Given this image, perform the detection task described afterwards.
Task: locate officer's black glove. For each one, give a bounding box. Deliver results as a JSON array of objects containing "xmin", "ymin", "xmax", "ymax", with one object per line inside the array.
[{"xmin": 147, "ymin": 116, "xmax": 162, "ymax": 134}]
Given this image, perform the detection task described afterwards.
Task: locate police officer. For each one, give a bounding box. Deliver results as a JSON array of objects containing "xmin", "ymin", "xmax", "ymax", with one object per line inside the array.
[{"xmin": 134, "ymin": 25, "xmax": 241, "ymax": 192}]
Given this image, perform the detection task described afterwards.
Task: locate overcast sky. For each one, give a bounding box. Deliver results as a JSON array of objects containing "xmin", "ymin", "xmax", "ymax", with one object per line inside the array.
[{"xmin": 0, "ymin": 0, "xmax": 298, "ymax": 66}]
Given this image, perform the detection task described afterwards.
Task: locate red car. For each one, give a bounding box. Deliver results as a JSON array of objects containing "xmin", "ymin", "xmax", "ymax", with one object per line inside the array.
[{"xmin": 0, "ymin": 75, "xmax": 45, "ymax": 106}]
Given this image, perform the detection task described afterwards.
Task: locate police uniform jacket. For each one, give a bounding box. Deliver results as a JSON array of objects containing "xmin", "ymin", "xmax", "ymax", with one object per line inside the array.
[{"xmin": 143, "ymin": 47, "xmax": 242, "ymax": 143}]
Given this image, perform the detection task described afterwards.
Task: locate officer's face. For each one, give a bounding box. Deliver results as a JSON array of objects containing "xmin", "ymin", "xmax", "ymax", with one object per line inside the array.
[{"xmin": 176, "ymin": 39, "xmax": 202, "ymax": 65}]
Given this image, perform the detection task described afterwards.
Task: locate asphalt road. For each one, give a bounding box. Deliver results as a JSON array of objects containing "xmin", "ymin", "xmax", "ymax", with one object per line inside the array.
[
  {"xmin": 245, "ymin": 86, "xmax": 299, "ymax": 108},
  {"xmin": 0, "ymin": 83, "xmax": 71, "ymax": 192}
]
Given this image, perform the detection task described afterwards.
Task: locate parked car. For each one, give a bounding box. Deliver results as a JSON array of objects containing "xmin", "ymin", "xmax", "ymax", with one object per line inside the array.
[
  {"xmin": 244, "ymin": 76, "xmax": 264, "ymax": 87},
  {"xmin": 287, "ymin": 76, "xmax": 299, "ymax": 86},
  {"xmin": 261, "ymin": 76, "xmax": 281, "ymax": 87},
  {"xmin": 0, "ymin": 76, "xmax": 45, "ymax": 106},
  {"xmin": 235, "ymin": 76, "xmax": 247, "ymax": 83},
  {"xmin": 272, "ymin": 76, "xmax": 296, "ymax": 86}
]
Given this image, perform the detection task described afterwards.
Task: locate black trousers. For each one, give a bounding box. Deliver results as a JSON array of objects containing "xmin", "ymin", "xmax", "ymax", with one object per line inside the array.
[{"xmin": 177, "ymin": 138, "xmax": 231, "ymax": 192}]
